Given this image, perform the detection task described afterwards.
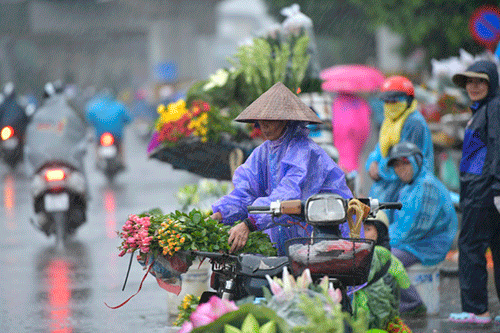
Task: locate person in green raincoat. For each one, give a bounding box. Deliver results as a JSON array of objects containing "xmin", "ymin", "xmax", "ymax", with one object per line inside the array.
[{"xmin": 353, "ymin": 211, "xmax": 412, "ymax": 333}]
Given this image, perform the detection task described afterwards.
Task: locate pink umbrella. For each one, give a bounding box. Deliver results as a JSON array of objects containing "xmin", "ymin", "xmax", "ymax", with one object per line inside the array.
[{"xmin": 320, "ymin": 64, "xmax": 385, "ymax": 93}]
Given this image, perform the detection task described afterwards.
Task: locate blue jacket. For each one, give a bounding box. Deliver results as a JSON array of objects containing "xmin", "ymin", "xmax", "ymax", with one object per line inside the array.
[
  {"xmin": 86, "ymin": 95, "xmax": 131, "ymax": 140},
  {"xmin": 212, "ymin": 122, "xmax": 353, "ymax": 255},
  {"xmin": 389, "ymin": 155, "xmax": 458, "ymax": 266},
  {"xmin": 458, "ymin": 60, "xmax": 500, "ymax": 208}
]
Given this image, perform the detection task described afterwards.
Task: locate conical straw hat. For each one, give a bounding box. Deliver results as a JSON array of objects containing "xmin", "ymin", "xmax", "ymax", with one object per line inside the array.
[{"xmin": 234, "ymin": 82, "xmax": 322, "ymax": 124}]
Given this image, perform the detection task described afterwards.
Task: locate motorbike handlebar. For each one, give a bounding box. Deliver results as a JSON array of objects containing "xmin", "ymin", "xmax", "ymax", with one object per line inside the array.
[
  {"xmin": 247, "ymin": 198, "xmax": 403, "ymax": 218},
  {"xmin": 247, "ymin": 206, "xmax": 271, "ymax": 212},
  {"xmin": 248, "ymin": 199, "xmax": 302, "ymax": 216},
  {"xmin": 378, "ymin": 202, "xmax": 403, "ymax": 210},
  {"xmin": 189, "ymin": 250, "xmax": 238, "ymax": 261}
]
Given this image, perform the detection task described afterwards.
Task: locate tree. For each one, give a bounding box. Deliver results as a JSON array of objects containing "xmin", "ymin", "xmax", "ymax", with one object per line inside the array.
[
  {"xmin": 263, "ymin": 0, "xmax": 376, "ymax": 65},
  {"xmin": 264, "ymin": 0, "xmax": 497, "ymax": 65},
  {"xmin": 346, "ymin": 0, "xmax": 495, "ymax": 60}
]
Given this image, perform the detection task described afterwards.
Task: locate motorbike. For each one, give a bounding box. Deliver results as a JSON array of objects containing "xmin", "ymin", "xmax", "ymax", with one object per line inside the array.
[
  {"xmin": 96, "ymin": 132, "xmax": 123, "ymax": 182},
  {"xmin": 0, "ymin": 102, "xmax": 34, "ymax": 170},
  {"xmin": 0, "ymin": 124, "xmax": 24, "ymax": 169},
  {"xmin": 194, "ymin": 195, "xmax": 402, "ymax": 312},
  {"xmin": 25, "ymin": 91, "xmax": 89, "ymax": 249},
  {"xmin": 30, "ymin": 162, "xmax": 87, "ymax": 249}
]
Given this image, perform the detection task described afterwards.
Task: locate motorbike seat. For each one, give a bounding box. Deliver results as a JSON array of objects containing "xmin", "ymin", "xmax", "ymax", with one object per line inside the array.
[{"xmin": 238, "ymin": 254, "xmax": 289, "ymax": 278}]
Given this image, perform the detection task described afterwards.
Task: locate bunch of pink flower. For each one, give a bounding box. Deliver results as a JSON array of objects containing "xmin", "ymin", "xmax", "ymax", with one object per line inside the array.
[
  {"xmin": 118, "ymin": 214, "xmax": 154, "ymax": 257},
  {"xmin": 178, "ymin": 295, "xmax": 238, "ymax": 333}
]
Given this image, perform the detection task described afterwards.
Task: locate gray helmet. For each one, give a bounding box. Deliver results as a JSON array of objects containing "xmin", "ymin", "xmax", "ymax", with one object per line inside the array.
[{"xmin": 388, "ymin": 141, "xmax": 423, "ymax": 168}]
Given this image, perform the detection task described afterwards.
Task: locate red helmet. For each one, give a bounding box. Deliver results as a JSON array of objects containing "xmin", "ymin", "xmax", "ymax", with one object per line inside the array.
[{"xmin": 380, "ymin": 76, "xmax": 414, "ymax": 100}]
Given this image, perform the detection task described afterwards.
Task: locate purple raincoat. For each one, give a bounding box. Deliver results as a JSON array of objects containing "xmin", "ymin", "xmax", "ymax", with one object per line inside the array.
[{"xmin": 212, "ymin": 122, "xmax": 353, "ymax": 255}]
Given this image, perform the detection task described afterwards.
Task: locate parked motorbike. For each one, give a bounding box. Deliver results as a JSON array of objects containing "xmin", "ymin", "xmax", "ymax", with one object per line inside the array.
[
  {"xmin": 195, "ymin": 195, "xmax": 401, "ymax": 312},
  {"xmin": 31, "ymin": 162, "xmax": 87, "ymax": 248},
  {"xmin": 96, "ymin": 132, "xmax": 124, "ymax": 182}
]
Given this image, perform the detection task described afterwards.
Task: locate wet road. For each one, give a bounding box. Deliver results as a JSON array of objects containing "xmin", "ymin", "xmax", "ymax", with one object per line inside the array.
[
  {"xmin": 1, "ymin": 124, "xmax": 500, "ymax": 333},
  {"xmin": 0, "ymin": 125, "xmax": 200, "ymax": 333}
]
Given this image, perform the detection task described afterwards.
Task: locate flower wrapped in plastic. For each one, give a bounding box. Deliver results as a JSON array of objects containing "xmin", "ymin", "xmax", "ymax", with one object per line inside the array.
[
  {"xmin": 138, "ymin": 250, "xmax": 194, "ymax": 295},
  {"xmin": 109, "ymin": 209, "xmax": 277, "ymax": 309}
]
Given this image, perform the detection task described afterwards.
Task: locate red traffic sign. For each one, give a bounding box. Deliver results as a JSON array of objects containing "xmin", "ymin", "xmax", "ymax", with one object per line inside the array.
[{"xmin": 469, "ymin": 5, "xmax": 500, "ymax": 50}]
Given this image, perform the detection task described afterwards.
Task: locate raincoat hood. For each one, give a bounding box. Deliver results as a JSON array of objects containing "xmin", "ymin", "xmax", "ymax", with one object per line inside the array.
[
  {"xmin": 25, "ymin": 95, "xmax": 87, "ymax": 174},
  {"xmin": 453, "ymin": 60, "xmax": 499, "ymax": 102},
  {"xmin": 389, "ymin": 166, "xmax": 458, "ymax": 265}
]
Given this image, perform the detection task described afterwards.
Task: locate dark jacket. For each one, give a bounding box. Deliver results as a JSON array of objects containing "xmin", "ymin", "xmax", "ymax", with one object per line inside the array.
[
  {"xmin": 459, "ymin": 60, "xmax": 500, "ymax": 207},
  {"xmin": 0, "ymin": 94, "xmax": 28, "ymax": 136}
]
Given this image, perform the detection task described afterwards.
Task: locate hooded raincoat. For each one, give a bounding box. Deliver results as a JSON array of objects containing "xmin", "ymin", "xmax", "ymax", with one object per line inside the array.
[
  {"xmin": 211, "ymin": 122, "xmax": 353, "ymax": 255},
  {"xmin": 86, "ymin": 94, "xmax": 131, "ymax": 140},
  {"xmin": 453, "ymin": 60, "xmax": 500, "ymax": 314},
  {"xmin": 365, "ymin": 104, "xmax": 434, "ymax": 206},
  {"xmin": 389, "ymin": 155, "xmax": 458, "ymax": 266},
  {"xmin": 458, "ymin": 60, "xmax": 500, "ymax": 207},
  {"xmin": 332, "ymin": 93, "xmax": 371, "ymax": 172},
  {"xmin": 24, "ymin": 94, "xmax": 88, "ymax": 176}
]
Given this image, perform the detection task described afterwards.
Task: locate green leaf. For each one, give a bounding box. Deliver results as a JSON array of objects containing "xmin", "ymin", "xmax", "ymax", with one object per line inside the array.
[
  {"xmin": 241, "ymin": 313, "xmax": 260, "ymax": 333},
  {"xmin": 191, "ymin": 303, "xmax": 288, "ymax": 333},
  {"xmin": 259, "ymin": 321, "xmax": 276, "ymax": 333},
  {"xmin": 224, "ymin": 324, "xmax": 242, "ymax": 333}
]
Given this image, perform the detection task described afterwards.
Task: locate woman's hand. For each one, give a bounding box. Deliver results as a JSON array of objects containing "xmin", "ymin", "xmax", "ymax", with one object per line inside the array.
[
  {"xmin": 211, "ymin": 212, "xmax": 222, "ymax": 221},
  {"xmin": 368, "ymin": 161, "xmax": 380, "ymax": 181},
  {"xmin": 228, "ymin": 223, "xmax": 250, "ymax": 253}
]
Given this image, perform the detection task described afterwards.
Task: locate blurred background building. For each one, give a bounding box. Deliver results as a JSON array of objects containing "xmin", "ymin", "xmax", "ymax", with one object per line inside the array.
[
  {"xmin": 0, "ymin": 0, "xmax": 279, "ymax": 100},
  {"xmin": 0, "ymin": 0, "xmax": 485, "ymax": 102}
]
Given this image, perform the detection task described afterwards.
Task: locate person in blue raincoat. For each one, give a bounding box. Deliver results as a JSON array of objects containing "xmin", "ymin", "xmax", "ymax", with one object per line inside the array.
[
  {"xmin": 448, "ymin": 60, "xmax": 500, "ymax": 324},
  {"xmin": 387, "ymin": 141, "xmax": 457, "ymax": 317},
  {"xmin": 86, "ymin": 88, "xmax": 131, "ymax": 164},
  {"xmin": 86, "ymin": 88, "xmax": 131, "ymax": 141},
  {"xmin": 211, "ymin": 82, "xmax": 353, "ymax": 255},
  {"xmin": 365, "ymin": 76, "xmax": 434, "ymax": 214}
]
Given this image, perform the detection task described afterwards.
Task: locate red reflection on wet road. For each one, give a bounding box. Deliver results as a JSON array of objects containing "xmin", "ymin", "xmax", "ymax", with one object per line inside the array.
[
  {"xmin": 104, "ymin": 189, "xmax": 116, "ymax": 239},
  {"xmin": 3, "ymin": 174, "xmax": 15, "ymax": 230},
  {"xmin": 48, "ymin": 259, "xmax": 72, "ymax": 333}
]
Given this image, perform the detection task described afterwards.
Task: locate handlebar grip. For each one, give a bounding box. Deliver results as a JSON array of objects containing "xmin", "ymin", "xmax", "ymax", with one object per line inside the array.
[
  {"xmin": 380, "ymin": 202, "xmax": 403, "ymax": 210},
  {"xmin": 247, "ymin": 206, "xmax": 270, "ymax": 213},
  {"xmin": 280, "ymin": 200, "xmax": 302, "ymax": 215}
]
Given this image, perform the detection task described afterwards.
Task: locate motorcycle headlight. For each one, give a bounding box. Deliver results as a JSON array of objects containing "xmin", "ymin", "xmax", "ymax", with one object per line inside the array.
[{"xmin": 305, "ymin": 193, "xmax": 346, "ymax": 226}]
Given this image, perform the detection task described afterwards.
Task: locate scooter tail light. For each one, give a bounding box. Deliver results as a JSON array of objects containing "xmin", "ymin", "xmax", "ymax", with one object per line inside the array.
[
  {"xmin": 45, "ymin": 169, "xmax": 66, "ymax": 182},
  {"xmin": 1, "ymin": 126, "xmax": 14, "ymax": 141},
  {"xmin": 100, "ymin": 133, "xmax": 114, "ymax": 147}
]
